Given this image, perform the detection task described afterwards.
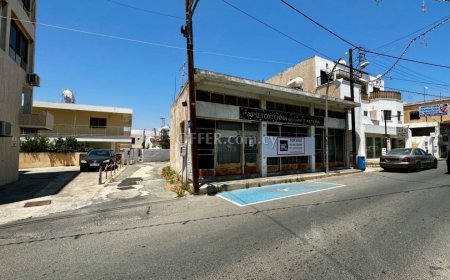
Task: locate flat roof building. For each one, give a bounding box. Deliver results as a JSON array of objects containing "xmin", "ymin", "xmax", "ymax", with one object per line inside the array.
[
  {"xmin": 170, "ymin": 68, "xmax": 358, "ymax": 183},
  {"xmin": 23, "ymin": 101, "xmax": 133, "ymax": 151}
]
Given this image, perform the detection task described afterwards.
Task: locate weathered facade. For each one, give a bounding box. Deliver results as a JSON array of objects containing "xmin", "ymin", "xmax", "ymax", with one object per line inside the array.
[
  {"xmin": 170, "ymin": 69, "xmax": 358, "ymax": 182},
  {"xmin": 404, "ymin": 99, "xmax": 450, "ymax": 158},
  {"xmin": 0, "ymin": 0, "xmax": 40, "ymax": 185}
]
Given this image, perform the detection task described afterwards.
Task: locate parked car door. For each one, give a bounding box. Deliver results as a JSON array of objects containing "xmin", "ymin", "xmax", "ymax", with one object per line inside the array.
[{"xmin": 417, "ymin": 148, "xmax": 431, "ymax": 167}]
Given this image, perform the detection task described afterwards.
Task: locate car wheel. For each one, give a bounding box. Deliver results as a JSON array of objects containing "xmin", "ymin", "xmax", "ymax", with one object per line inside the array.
[
  {"xmin": 432, "ymin": 159, "xmax": 438, "ymax": 169},
  {"xmin": 415, "ymin": 162, "xmax": 421, "ymax": 172}
]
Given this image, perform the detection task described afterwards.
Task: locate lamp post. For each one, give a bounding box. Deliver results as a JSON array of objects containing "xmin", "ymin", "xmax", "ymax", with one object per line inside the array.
[{"xmin": 324, "ymin": 60, "xmax": 344, "ymax": 174}]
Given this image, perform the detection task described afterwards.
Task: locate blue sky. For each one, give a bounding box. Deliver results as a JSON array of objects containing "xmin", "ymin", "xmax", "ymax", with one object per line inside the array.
[{"xmin": 33, "ymin": 0, "xmax": 450, "ymax": 129}]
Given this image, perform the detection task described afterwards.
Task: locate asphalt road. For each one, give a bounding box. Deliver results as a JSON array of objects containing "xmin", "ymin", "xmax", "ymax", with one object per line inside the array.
[{"xmin": 0, "ymin": 165, "xmax": 449, "ymax": 280}]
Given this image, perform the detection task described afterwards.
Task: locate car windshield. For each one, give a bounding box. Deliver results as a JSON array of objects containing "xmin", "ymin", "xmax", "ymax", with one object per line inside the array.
[
  {"xmin": 88, "ymin": 150, "xmax": 110, "ymax": 157},
  {"xmin": 387, "ymin": 148, "xmax": 412, "ymax": 156}
]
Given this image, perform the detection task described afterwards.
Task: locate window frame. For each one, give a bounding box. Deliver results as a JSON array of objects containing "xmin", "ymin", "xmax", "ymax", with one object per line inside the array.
[{"xmin": 89, "ymin": 117, "xmax": 107, "ymax": 128}]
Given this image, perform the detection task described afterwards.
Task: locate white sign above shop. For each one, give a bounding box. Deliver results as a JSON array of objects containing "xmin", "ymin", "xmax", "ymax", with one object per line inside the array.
[{"xmin": 262, "ymin": 136, "xmax": 315, "ymax": 158}]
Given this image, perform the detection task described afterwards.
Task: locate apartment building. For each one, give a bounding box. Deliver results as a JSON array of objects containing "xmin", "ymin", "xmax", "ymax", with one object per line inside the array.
[
  {"xmin": 267, "ymin": 56, "xmax": 406, "ymax": 162},
  {"xmin": 0, "ymin": 0, "xmax": 44, "ymax": 185},
  {"xmin": 404, "ymin": 99, "xmax": 450, "ymax": 158},
  {"xmin": 24, "ymin": 101, "xmax": 133, "ymax": 151}
]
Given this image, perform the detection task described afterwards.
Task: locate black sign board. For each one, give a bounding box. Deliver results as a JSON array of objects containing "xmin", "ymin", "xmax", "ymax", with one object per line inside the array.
[{"xmin": 240, "ymin": 107, "xmax": 324, "ymax": 126}]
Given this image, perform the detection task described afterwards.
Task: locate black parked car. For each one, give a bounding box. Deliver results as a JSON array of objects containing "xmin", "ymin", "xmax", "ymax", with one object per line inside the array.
[{"xmin": 80, "ymin": 149, "xmax": 116, "ymax": 172}]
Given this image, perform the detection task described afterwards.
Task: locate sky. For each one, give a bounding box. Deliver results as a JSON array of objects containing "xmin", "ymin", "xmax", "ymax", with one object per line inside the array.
[{"xmin": 33, "ymin": 0, "xmax": 450, "ymax": 130}]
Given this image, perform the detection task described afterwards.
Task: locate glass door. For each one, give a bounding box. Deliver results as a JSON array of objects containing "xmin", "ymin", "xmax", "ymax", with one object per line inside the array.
[{"xmin": 216, "ymin": 130, "xmax": 242, "ymax": 175}]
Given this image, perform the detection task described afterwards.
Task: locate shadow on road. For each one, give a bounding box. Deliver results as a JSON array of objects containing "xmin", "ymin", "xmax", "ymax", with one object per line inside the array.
[{"xmin": 0, "ymin": 171, "xmax": 79, "ymax": 205}]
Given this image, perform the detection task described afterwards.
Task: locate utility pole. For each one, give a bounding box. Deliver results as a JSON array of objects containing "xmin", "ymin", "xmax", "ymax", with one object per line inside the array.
[
  {"xmin": 349, "ymin": 48, "xmax": 357, "ymax": 168},
  {"xmin": 182, "ymin": 0, "xmax": 200, "ymax": 193}
]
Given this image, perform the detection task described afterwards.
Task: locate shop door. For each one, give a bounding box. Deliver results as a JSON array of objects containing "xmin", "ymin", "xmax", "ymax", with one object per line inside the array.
[
  {"xmin": 216, "ymin": 130, "xmax": 242, "ymax": 176},
  {"xmin": 244, "ymin": 131, "xmax": 258, "ymax": 174}
]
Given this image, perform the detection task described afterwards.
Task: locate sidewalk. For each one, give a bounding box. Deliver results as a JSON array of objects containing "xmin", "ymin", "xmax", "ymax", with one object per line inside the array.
[{"xmin": 201, "ymin": 167, "xmax": 382, "ymax": 194}]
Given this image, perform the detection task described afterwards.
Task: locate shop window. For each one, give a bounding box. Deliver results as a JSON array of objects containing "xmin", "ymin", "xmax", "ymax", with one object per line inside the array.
[
  {"xmin": 217, "ymin": 136, "xmax": 241, "ymax": 164},
  {"xmin": 267, "ymin": 124, "xmax": 279, "ymax": 136},
  {"xmin": 410, "ymin": 111, "xmax": 420, "ymax": 120},
  {"xmin": 217, "ymin": 121, "xmax": 241, "ymax": 131},
  {"xmin": 196, "ymin": 90, "xmax": 211, "ymax": 102},
  {"xmin": 197, "ymin": 129, "xmax": 214, "ymax": 150},
  {"xmin": 266, "ymin": 101, "xmax": 275, "ymax": 111},
  {"xmin": 197, "ymin": 118, "xmax": 215, "ymax": 129},
  {"xmin": 237, "ymin": 97, "xmax": 248, "ymax": 107},
  {"xmin": 314, "ymin": 108, "xmax": 325, "ymax": 117},
  {"xmin": 211, "ymin": 93, "xmax": 224, "ymax": 104},
  {"xmin": 224, "ymin": 95, "xmax": 237, "ymax": 106},
  {"xmin": 244, "ymin": 123, "xmax": 258, "ymax": 131},
  {"xmin": 248, "ymin": 99, "xmax": 260, "ymax": 108}
]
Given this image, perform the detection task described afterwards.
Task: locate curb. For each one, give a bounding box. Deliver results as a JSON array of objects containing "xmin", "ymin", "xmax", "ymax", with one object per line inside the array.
[
  {"xmin": 105, "ymin": 165, "xmax": 128, "ymax": 184},
  {"xmin": 200, "ymin": 169, "xmax": 363, "ymax": 194}
]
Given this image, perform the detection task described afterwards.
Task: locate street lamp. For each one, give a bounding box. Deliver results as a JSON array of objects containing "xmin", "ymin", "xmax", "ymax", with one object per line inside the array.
[
  {"xmin": 324, "ymin": 60, "xmax": 344, "ymax": 174},
  {"xmin": 424, "ymin": 86, "xmax": 428, "ymax": 102}
]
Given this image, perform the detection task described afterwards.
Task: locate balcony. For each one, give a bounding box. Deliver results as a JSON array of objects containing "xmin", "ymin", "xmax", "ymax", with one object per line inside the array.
[
  {"xmin": 21, "ymin": 124, "xmax": 131, "ymax": 139},
  {"xmin": 19, "ymin": 111, "xmax": 54, "ymax": 130},
  {"xmin": 369, "ymin": 91, "xmax": 402, "ymax": 101}
]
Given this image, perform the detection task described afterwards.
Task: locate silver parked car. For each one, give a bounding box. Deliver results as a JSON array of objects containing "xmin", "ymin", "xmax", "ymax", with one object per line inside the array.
[{"xmin": 380, "ymin": 148, "xmax": 437, "ymax": 172}]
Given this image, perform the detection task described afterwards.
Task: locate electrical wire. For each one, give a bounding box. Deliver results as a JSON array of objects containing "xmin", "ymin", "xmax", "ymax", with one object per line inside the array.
[
  {"xmin": 384, "ymin": 86, "xmax": 450, "ymax": 98},
  {"xmin": 279, "ymin": 0, "xmax": 358, "ymax": 48},
  {"xmin": 105, "ymin": 0, "xmax": 183, "ymax": 20},
  {"xmin": 379, "ymin": 17, "xmax": 450, "ymax": 77},
  {"xmin": 0, "ymin": 16, "xmax": 296, "ymax": 65},
  {"xmin": 220, "ymin": 0, "xmax": 333, "ymax": 60},
  {"xmin": 373, "ymin": 15, "xmax": 450, "ymax": 51}
]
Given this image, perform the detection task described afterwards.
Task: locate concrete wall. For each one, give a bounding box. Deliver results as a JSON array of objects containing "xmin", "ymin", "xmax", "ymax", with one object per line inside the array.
[
  {"xmin": 19, "ymin": 152, "xmax": 84, "ymax": 169},
  {"xmin": 142, "ymin": 149, "xmax": 169, "ymax": 162},
  {"xmin": 0, "ymin": 0, "xmax": 37, "ymax": 185},
  {"xmin": 170, "ymin": 86, "xmax": 189, "ymax": 178},
  {"xmin": 265, "ymin": 57, "xmax": 317, "ymax": 93}
]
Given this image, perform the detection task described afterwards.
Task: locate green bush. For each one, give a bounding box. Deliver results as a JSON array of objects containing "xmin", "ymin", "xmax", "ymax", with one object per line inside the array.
[{"xmin": 20, "ymin": 136, "xmax": 92, "ymax": 153}]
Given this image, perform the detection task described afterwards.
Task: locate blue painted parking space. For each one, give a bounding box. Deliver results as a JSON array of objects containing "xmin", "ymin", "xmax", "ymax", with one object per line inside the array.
[{"xmin": 217, "ymin": 181, "xmax": 345, "ymax": 207}]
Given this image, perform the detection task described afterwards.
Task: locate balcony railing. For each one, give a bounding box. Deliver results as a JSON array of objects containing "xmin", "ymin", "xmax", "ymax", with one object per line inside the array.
[
  {"xmin": 316, "ymin": 68, "xmax": 365, "ymax": 87},
  {"xmin": 19, "ymin": 111, "xmax": 54, "ymax": 130},
  {"xmin": 21, "ymin": 124, "xmax": 131, "ymax": 139},
  {"xmin": 369, "ymin": 91, "xmax": 402, "ymax": 101}
]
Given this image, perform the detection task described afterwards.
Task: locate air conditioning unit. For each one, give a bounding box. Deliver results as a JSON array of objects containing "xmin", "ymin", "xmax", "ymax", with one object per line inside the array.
[
  {"xmin": 27, "ymin": 73, "xmax": 40, "ymax": 87},
  {"xmin": 0, "ymin": 121, "xmax": 12, "ymax": 137},
  {"xmin": 369, "ymin": 110, "xmax": 380, "ymax": 121}
]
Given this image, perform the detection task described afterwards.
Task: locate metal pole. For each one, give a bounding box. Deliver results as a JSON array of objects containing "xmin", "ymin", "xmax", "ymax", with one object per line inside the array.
[
  {"xmin": 349, "ymin": 48, "xmax": 357, "ymax": 168},
  {"xmin": 324, "ymin": 60, "xmax": 341, "ymax": 174},
  {"xmin": 184, "ymin": 0, "xmax": 199, "ymax": 193}
]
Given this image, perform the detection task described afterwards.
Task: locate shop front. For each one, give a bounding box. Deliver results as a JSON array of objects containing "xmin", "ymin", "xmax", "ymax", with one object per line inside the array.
[{"xmin": 170, "ymin": 69, "xmax": 359, "ymax": 182}]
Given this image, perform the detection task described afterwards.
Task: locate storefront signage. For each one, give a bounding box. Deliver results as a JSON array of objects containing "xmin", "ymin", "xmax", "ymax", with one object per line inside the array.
[
  {"xmin": 262, "ymin": 136, "xmax": 315, "ymax": 157},
  {"xmin": 419, "ymin": 103, "xmax": 448, "ymax": 117},
  {"xmin": 396, "ymin": 127, "xmax": 408, "ymax": 138},
  {"xmin": 239, "ymin": 107, "xmax": 324, "ymax": 126}
]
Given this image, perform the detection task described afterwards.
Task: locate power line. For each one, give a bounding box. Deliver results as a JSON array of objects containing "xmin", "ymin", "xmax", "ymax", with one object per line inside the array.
[
  {"xmin": 366, "ymin": 49, "xmax": 450, "ymax": 69},
  {"xmin": 220, "ymin": 0, "xmax": 332, "ymax": 60},
  {"xmin": 278, "ymin": 0, "xmax": 449, "ymax": 69},
  {"xmin": 279, "ymin": 0, "xmax": 358, "ymax": 48},
  {"xmin": 0, "ymin": 16, "xmax": 293, "ymax": 65},
  {"xmin": 384, "ymin": 86, "xmax": 450, "ymax": 98},
  {"xmin": 105, "ymin": 0, "xmax": 183, "ymax": 20},
  {"xmin": 379, "ymin": 16, "xmax": 450, "ymax": 77},
  {"xmin": 386, "ymin": 77, "xmax": 450, "ymax": 88},
  {"xmin": 373, "ymin": 15, "xmax": 450, "ymax": 51}
]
